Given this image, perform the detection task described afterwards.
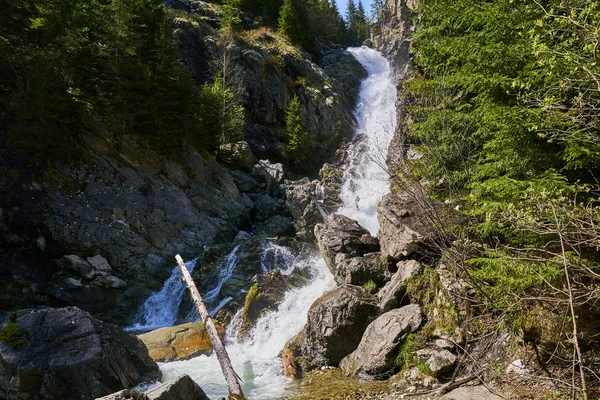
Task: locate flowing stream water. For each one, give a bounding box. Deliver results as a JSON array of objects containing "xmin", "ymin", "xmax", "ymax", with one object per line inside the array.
[{"xmin": 131, "ymin": 47, "xmax": 396, "ymax": 399}]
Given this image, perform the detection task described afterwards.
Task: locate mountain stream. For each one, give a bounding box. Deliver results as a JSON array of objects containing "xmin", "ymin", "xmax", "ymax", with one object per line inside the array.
[{"xmin": 130, "ymin": 47, "xmax": 396, "ymax": 399}]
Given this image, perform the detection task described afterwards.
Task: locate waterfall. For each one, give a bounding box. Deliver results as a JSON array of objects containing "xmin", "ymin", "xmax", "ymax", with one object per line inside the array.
[
  {"xmin": 338, "ymin": 47, "xmax": 397, "ymax": 235},
  {"xmin": 260, "ymin": 243, "xmax": 296, "ymax": 275},
  {"xmin": 135, "ymin": 47, "xmax": 397, "ymax": 399},
  {"xmin": 127, "ymin": 258, "xmax": 199, "ymax": 332},
  {"xmin": 160, "ymin": 255, "xmax": 335, "ymax": 399}
]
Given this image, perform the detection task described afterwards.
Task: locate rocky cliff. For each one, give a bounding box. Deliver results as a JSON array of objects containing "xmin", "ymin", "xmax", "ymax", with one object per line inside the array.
[
  {"xmin": 371, "ymin": 0, "xmax": 419, "ymax": 176},
  {"xmin": 0, "ymin": 2, "xmax": 366, "ymax": 325}
]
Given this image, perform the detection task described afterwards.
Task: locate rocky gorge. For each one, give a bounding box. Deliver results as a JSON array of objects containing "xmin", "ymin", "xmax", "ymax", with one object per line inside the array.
[{"xmin": 2, "ymin": 0, "xmax": 595, "ymax": 399}]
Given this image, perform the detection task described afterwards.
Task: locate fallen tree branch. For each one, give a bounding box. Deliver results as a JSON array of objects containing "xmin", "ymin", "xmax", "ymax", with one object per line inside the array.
[{"xmin": 175, "ymin": 254, "xmax": 245, "ymax": 400}]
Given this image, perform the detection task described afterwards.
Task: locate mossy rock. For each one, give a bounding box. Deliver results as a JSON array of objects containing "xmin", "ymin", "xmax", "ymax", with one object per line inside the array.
[{"xmin": 0, "ymin": 321, "xmax": 25, "ymax": 348}]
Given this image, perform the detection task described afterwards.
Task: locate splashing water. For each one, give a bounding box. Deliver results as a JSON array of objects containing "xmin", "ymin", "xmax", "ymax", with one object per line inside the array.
[
  {"xmin": 260, "ymin": 242, "xmax": 296, "ymax": 274},
  {"xmin": 338, "ymin": 47, "xmax": 397, "ymax": 235},
  {"xmin": 127, "ymin": 259, "xmax": 198, "ymax": 332},
  {"xmin": 160, "ymin": 256, "xmax": 335, "ymax": 399}
]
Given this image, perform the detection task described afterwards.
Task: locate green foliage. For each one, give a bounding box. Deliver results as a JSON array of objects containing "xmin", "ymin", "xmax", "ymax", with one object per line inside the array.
[
  {"xmin": 221, "ymin": 0, "xmax": 243, "ymax": 32},
  {"xmin": 284, "ymin": 95, "xmax": 309, "ymax": 159},
  {"xmin": 243, "ymin": 284, "xmax": 261, "ymax": 320},
  {"xmin": 0, "ymin": 0, "xmax": 211, "ymax": 161},
  {"xmin": 361, "ymin": 279, "xmax": 377, "ymax": 294},
  {"xmin": 344, "ymin": 0, "xmax": 369, "ymax": 45},
  {"xmin": 198, "ymin": 78, "xmax": 245, "ymax": 153},
  {"xmin": 406, "ymin": 0, "xmax": 600, "ymax": 344},
  {"xmin": 0, "ymin": 322, "xmax": 25, "ymax": 348}
]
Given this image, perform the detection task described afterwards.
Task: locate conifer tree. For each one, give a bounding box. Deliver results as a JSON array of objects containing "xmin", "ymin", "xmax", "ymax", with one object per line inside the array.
[
  {"xmin": 284, "ymin": 95, "xmax": 309, "ymax": 160},
  {"xmin": 278, "ymin": 0, "xmax": 299, "ymax": 40}
]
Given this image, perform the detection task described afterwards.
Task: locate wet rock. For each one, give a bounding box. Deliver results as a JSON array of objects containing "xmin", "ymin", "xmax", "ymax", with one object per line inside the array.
[
  {"xmin": 377, "ymin": 193, "xmax": 440, "ymax": 261},
  {"xmin": 253, "ymin": 195, "xmax": 285, "ymax": 222},
  {"xmin": 334, "ymin": 252, "xmax": 391, "ymax": 287},
  {"xmin": 319, "ymin": 49, "xmax": 368, "ymax": 110},
  {"xmin": 318, "ymin": 163, "xmax": 344, "ymax": 210},
  {"xmin": 241, "ymin": 270, "xmax": 309, "ymax": 332},
  {"xmin": 282, "ymin": 331, "xmax": 305, "ymax": 380},
  {"xmin": 285, "ymin": 178, "xmax": 328, "ymax": 240},
  {"xmin": 377, "ymin": 260, "xmax": 421, "ymax": 312},
  {"xmin": 339, "ymin": 304, "xmax": 422, "ymax": 377},
  {"xmin": 86, "ymin": 255, "xmax": 113, "ymax": 275},
  {"xmin": 138, "ymin": 322, "xmax": 224, "ymax": 362},
  {"xmin": 302, "ymin": 285, "xmax": 378, "ymax": 367},
  {"xmin": 254, "ymin": 215, "xmax": 295, "ymax": 237},
  {"xmin": 0, "ymin": 307, "xmax": 160, "ymax": 400},
  {"xmin": 97, "ymin": 374, "xmax": 209, "ymax": 400},
  {"xmin": 144, "ymin": 374, "xmax": 209, "ymax": 400},
  {"xmin": 415, "ymin": 348, "xmax": 457, "ymax": 378},
  {"xmin": 94, "ymin": 275, "xmax": 126, "ymax": 289},
  {"xmin": 314, "ymin": 214, "xmax": 379, "ymax": 276}
]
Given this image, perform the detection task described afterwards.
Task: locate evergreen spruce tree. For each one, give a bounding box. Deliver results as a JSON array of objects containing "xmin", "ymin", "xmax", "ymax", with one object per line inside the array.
[
  {"xmin": 278, "ymin": 0, "xmax": 299, "ymax": 40},
  {"xmin": 284, "ymin": 95, "xmax": 309, "ymax": 160},
  {"xmin": 356, "ymin": 1, "xmax": 369, "ymax": 43}
]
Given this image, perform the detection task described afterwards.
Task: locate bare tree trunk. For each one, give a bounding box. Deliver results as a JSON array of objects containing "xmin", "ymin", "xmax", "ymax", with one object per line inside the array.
[
  {"xmin": 175, "ymin": 254, "xmax": 245, "ymax": 400},
  {"xmin": 551, "ymin": 206, "xmax": 588, "ymax": 400}
]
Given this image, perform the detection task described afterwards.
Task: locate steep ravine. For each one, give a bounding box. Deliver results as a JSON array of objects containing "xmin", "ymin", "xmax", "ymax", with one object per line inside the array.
[{"xmin": 125, "ymin": 47, "xmax": 397, "ymax": 399}]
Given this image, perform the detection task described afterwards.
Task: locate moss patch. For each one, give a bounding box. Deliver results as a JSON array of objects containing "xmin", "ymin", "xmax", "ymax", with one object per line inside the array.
[
  {"xmin": 0, "ymin": 321, "xmax": 25, "ymax": 348},
  {"xmin": 242, "ymin": 284, "xmax": 262, "ymax": 320},
  {"xmin": 290, "ymin": 369, "xmax": 393, "ymax": 399}
]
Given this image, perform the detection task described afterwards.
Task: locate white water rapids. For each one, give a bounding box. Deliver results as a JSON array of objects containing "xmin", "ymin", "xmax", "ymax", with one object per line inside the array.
[{"xmin": 132, "ymin": 47, "xmax": 396, "ymax": 399}]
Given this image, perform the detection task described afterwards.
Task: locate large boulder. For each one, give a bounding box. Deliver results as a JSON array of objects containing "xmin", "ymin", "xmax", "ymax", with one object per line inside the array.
[
  {"xmin": 138, "ymin": 322, "xmax": 224, "ymax": 362},
  {"xmin": 251, "ymin": 160, "xmax": 284, "ymax": 196},
  {"xmin": 97, "ymin": 374, "xmax": 209, "ymax": 400},
  {"xmin": 314, "ymin": 214, "xmax": 379, "ymax": 276},
  {"xmin": 0, "ymin": 307, "xmax": 160, "ymax": 400},
  {"xmin": 334, "ymin": 252, "xmax": 391, "ymax": 287},
  {"xmin": 339, "ymin": 304, "xmax": 422, "ymax": 377},
  {"xmin": 241, "ymin": 269, "xmax": 309, "ymax": 335},
  {"xmin": 415, "ymin": 348, "xmax": 457, "ymax": 378},
  {"xmin": 284, "ymin": 178, "xmax": 325, "ymax": 240},
  {"xmin": 377, "ymin": 193, "xmax": 440, "ymax": 261},
  {"xmin": 301, "ymin": 285, "xmax": 378, "ymax": 367},
  {"xmin": 378, "ymin": 260, "xmax": 421, "ymax": 312}
]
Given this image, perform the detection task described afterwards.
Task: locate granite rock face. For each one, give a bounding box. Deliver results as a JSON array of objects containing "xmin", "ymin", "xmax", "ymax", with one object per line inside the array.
[
  {"xmin": 301, "ymin": 285, "xmax": 378, "ymax": 367},
  {"xmin": 377, "ymin": 260, "xmax": 421, "ymax": 312},
  {"xmin": 377, "ymin": 193, "xmax": 441, "ymax": 261},
  {"xmin": 314, "ymin": 214, "xmax": 380, "ymax": 276},
  {"xmin": 339, "ymin": 304, "xmax": 422, "ymax": 377},
  {"xmin": 0, "ymin": 307, "xmax": 160, "ymax": 400}
]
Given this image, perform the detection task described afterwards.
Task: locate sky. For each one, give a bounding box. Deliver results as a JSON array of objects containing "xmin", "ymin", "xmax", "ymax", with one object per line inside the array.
[{"xmin": 336, "ymin": 0, "xmax": 374, "ymax": 19}]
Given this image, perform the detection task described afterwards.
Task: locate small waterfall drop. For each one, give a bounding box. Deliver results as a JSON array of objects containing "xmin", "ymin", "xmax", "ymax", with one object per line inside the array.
[
  {"xmin": 135, "ymin": 47, "xmax": 397, "ymax": 399},
  {"xmin": 260, "ymin": 243, "xmax": 296, "ymax": 275},
  {"xmin": 338, "ymin": 47, "xmax": 397, "ymax": 235},
  {"xmin": 127, "ymin": 258, "xmax": 198, "ymax": 332},
  {"xmin": 160, "ymin": 255, "xmax": 335, "ymax": 399}
]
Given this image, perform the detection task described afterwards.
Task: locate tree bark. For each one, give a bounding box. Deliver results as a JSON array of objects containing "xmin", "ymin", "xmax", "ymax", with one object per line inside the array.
[{"xmin": 175, "ymin": 254, "xmax": 245, "ymax": 399}]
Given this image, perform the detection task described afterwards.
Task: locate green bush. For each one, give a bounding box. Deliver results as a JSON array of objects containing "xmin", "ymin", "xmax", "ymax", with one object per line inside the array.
[{"xmin": 0, "ymin": 322, "xmax": 25, "ymax": 348}]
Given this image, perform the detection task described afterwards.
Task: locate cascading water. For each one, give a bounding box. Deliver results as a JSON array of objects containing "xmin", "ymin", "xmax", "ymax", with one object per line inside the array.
[
  {"xmin": 134, "ymin": 47, "xmax": 396, "ymax": 399},
  {"xmin": 160, "ymin": 255, "xmax": 335, "ymax": 399},
  {"xmin": 260, "ymin": 242, "xmax": 296, "ymax": 275},
  {"xmin": 127, "ymin": 258, "xmax": 198, "ymax": 332},
  {"xmin": 338, "ymin": 48, "xmax": 397, "ymax": 235}
]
